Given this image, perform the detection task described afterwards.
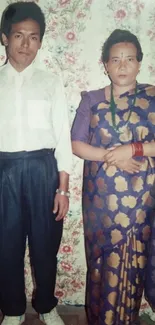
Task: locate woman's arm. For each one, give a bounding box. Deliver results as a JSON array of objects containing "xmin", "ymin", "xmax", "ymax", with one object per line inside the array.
[
  {"xmin": 71, "ymin": 92, "xmax": 145, "ymax": 169},
  {"xmin": 143, "ymin": 142, "xmax": 155, "ymax": 157},
  {"xmin": 72, "ymin": 141, "xmax": 142, "ymax": 173},
  {"xmin": 72, "ymin": 140, "xmax": 107, "ymax": 161},
  {"xmin": 104, "ymin": 142, "xmax": 155, "ymax": 164},
  {"xmin": 71, "ymin": 92, "xmax": 108, "ymax": 161}
]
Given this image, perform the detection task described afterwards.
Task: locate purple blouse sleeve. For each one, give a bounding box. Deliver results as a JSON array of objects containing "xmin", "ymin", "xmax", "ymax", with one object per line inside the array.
[{"xmin": 71, "ymin": 91, "xmax": 90, "ymax": 143}]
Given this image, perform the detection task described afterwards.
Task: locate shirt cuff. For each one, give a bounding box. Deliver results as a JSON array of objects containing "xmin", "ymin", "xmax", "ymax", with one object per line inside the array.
[{"xmin": 54, "ymin": 152, "xmax": 72, "ymax": 175}]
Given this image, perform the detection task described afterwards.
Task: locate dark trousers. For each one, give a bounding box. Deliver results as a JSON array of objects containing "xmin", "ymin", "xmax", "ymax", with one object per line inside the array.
[{"xmin": 0, "ymin": 149, "xmax": 63, "ymax": 316}]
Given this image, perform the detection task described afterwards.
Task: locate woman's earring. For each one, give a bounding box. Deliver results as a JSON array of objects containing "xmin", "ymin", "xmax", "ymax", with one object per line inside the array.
[{"xmin": 104, "ymin": 70, "xmax": 108, "ymax": 75}]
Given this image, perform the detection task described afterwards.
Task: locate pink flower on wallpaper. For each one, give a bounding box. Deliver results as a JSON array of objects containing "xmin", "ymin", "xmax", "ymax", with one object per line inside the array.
[
  {"xmin": 61, "ymin": 261, "xmax": 72, "ymax": 271},
  {"xmin": 65, "ymin": 53, "xmax": 76, "ymax": 64},
  {"xmin": 59, "ymin": 0, "xmax": 70, "ymax": 5},
  {"xmin": 73, "ymin": 186, "xmax": 81, "ymax": 197},
  {"xmin": 148, "ymin": 65, "xmax": 155, "ymax": 74},
  {"xmin": 72, "ymin": 231, "xmax": 80, "ymax": 236},
  {"xmin": 115, "ymin": 9, "xmax": 126, "ymax": 19},
  {"xmin": 148, "ymin": 30, "xmax": 155, "ymax": 41},
  {"xmin": 71, "ymin": 280, "xmax": 83, "ymax": 289},
  {"xmin": 62, "ymin": 245, "xmax": 72, "ymax": 253},
  {"xmin": 86, "ymin": 0, "xmax": 93, "ymax": 5},
  {"xmin": 44, "ymin": 59, "xmax": 49, "ymax": 64},
  {"xmin": 49, "ymin": 20, "xmax": 58, "ymax": 32},
  {"xmin": 66, "ymin": 31, "xmax": 76, "ymax": 41},
  {"xmin": 136, "ymin": 3, "xmax": 144, "ymax": 14},
  {"xmin": 133, "ymin": 0, "xmax": 144, "ymax": 14},
  {"xmin": 48, "ymin": 7, "xmax": 57, "ymax": 14},
  {"xmin": 76, "ymin": 79, "xmax": 88, "ymax": 89},
  {"xmin": 77, "ymin": 11, "xmax": 86, "ymax": 19},
  {"xmin": 55, "ymin": 290, "xmax": 64, "ymax": 298}
]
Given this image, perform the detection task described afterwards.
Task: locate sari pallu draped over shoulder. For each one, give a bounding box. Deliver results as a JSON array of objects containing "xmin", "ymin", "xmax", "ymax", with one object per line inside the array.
[{"xmin": 72, "ymin": 84, "xmax": 155, "ymax": 325}]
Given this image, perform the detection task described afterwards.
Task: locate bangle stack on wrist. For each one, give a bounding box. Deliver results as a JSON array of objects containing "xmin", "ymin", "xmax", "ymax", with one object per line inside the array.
[
  {"xmin": 131, "ymin": 142, "xmax": 144, "ymax": 157},
  {"xmin": 56, "ymin": 188, "xmax": 70, "ymax": 197}
]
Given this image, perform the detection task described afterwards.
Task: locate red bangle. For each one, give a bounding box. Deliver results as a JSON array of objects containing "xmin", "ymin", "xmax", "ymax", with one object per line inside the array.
[
  {"xmin": 132, "ymin": 142, "xmax": 144, "ymax": 157},
  {"xmin": 131, "ymin": 143, "xmax": 135, "ymax": 156}
]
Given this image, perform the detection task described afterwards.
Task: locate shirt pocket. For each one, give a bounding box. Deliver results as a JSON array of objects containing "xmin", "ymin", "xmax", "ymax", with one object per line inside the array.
[{"xmin": 27, "ymin": 100, "xmax": 51, "ymax": 129}]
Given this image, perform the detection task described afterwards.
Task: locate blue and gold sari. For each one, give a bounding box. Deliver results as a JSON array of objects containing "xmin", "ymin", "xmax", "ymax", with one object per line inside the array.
[{"xmin": 71, "ymin": 84, "xmax": 155, "ymax": 325}]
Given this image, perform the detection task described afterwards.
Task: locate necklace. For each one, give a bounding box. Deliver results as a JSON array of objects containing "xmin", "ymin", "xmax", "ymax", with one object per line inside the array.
[{"xmin": 110, "ymin": 82, "xmax": 137, "ymax": 133}]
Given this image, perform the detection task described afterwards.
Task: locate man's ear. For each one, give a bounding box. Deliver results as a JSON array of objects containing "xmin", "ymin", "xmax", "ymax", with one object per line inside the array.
[{"xmin": 2, "ymin": 33, "xmax": 8, "ymax": 46}]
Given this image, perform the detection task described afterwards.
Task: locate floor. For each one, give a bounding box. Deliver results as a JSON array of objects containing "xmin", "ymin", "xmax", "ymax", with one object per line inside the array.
[
  {"xmin": 25, "ymin": 305, "xmax": 88, "ymax": 325},
  {"xmin": 0, "ymin": 305, "xmax": 88, "ymax": 325},
  {"xmin": 0, "ymin": 305, "xmax": 153, "ymax": 324}
]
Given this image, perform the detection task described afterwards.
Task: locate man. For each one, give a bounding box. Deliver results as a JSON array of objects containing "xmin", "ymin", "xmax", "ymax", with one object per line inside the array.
[{"xmin": 0, "ymin": 2, "xmax": 72, "ymax": 325}]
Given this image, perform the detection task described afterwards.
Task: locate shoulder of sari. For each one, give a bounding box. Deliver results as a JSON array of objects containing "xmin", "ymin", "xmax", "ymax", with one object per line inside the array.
[
  {"xmin": 85, "ymin": 87, "xmax": 105, "ymax": 98},
  {"xmin": 137, "ymin": 83, "xmax": 155, "ymax": 98},
  {"xmin": 81, "ymin": 87, "xmax": 106, "ymax": 109}
]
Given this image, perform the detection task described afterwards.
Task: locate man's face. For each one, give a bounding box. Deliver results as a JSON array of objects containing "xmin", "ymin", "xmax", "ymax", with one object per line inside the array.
[{"xmin": 2, "ymin": 19, "xmax": 42, "ymax": 71}]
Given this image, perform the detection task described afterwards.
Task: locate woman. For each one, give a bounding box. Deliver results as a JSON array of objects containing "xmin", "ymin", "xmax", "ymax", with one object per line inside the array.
[{"xmin": 71, "ymin": 29, "xmax": 155, "ymax": 325}]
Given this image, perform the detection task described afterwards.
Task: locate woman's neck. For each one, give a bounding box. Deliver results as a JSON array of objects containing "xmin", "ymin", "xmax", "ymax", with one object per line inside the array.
[{"xmin": 112, "ymin": 81, "xmax": 137, "ymax": 96}]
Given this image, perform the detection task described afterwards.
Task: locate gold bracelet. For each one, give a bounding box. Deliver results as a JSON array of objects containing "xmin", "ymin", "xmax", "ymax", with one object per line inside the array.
[{"xmin": 56, "ymin": 189, "xmax": 70, "ymax": 197}]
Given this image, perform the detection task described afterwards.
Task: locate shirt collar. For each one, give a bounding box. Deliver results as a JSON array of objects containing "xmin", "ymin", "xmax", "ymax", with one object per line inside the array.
[{"xmin": 5, "ymin": 60, "xmax": 36, "ymax": 80}]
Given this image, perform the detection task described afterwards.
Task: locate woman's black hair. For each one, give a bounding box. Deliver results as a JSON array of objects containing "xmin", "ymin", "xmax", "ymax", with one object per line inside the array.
[
  {"xmin": 101, "ymin": 29, "xmax": 143, "ymax": 63},
  {"xmin": 0, "ymin": 1, "xmax": 46, "ymax": 44}
]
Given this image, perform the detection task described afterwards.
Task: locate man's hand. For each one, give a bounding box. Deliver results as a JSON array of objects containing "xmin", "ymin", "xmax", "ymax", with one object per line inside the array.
[{"xmin": 53, "ymin": 193, "xmax": 69, "ymax": 221}]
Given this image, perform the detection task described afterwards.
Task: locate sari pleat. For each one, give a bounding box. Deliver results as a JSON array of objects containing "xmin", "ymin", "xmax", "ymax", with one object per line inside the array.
[{"xmin": 85, "ymin": 226, "xmax": 149, "ymax": 325}]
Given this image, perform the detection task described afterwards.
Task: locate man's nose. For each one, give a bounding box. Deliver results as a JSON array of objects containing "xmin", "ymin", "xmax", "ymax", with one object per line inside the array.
[{"xmin": 22, "ymin": 37, "xmax": 29, "ymax": 48}]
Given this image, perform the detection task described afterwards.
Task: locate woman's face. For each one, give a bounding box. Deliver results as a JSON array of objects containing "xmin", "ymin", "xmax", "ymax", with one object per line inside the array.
[{"xmin": 105, "ymin": 42, "xmax": 141, "ymax": 88}]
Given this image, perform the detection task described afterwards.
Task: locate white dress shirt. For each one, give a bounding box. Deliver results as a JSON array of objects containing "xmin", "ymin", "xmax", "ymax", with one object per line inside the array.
[{"xmin": 0, "ymin": 61, "xmax": 72, "ymax": 174}]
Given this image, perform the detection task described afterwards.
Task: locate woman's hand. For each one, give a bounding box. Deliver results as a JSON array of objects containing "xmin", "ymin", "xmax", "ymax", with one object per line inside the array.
[
  {"xmin": 104, "ymin": 144, "xmax": 132, "ymax": 164},
  {"xmin": 115, "ymin": 158, "xmax": 142, "ymax": 174}
]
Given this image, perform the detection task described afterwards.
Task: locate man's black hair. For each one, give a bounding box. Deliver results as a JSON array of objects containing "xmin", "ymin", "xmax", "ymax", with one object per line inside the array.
[{"xmin": 0, "ymin": 1, "xmax": 46, "ymax": 44}]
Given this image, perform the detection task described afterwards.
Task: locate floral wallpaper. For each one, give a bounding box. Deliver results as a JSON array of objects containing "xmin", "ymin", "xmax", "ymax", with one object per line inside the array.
[{"xmin": 0, "ymin": 0, "xmax": 155, "ymax": 320}]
